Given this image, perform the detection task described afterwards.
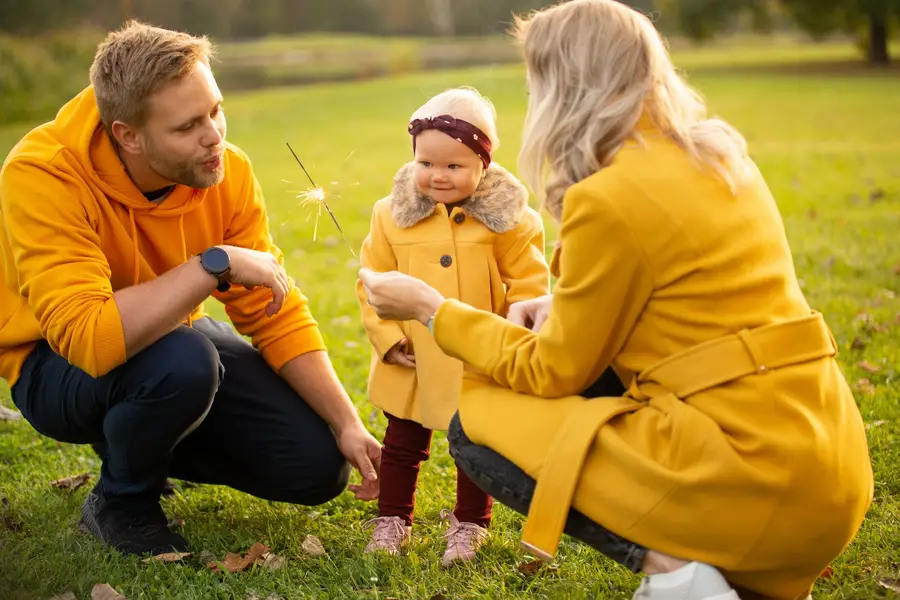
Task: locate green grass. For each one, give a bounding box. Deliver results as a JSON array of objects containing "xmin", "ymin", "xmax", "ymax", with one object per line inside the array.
[{"xmin": 1, "ymin": 42, "xmax": 899, "ymax": 600}]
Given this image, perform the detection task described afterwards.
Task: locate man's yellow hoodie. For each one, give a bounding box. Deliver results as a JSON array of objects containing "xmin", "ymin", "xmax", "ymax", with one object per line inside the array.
[{"xmin": 0, "ymin": 86, "xmax": 325, "ymax": 386}]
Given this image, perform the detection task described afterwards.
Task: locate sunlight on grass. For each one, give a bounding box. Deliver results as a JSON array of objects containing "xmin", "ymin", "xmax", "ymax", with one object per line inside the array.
[{"xmin": 1, "ymin": 40, "xmax": 898, "ymax": 600}]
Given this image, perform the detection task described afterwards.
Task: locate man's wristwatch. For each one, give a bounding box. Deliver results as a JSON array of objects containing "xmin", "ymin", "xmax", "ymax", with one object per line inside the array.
[
  {"xmin": 199, "ymin": 247, "xmax": 232, "ymax": 292},
  {"xmin": 426, "ymin": 314, "xmax": 436, "ymax": 335}
]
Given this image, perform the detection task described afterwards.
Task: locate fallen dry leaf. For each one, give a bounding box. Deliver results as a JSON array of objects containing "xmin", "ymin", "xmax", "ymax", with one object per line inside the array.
[
  {"xmin": 261, "ymin": 552, "xmax": 287, "ymax": 571},
  {"xmin": 429, "ymin": 595, "xmax": 448, "ymax": 600},
  {"xmin": 91, "ymin": 584, "xmax": 126, "ymax": 600},
  {"xmin": 141, "ymin": 552, "xmax": 191, "ymax": 564},
  {"xmin": 806, "ymin": 209, "xmax": 817, "ymax": 220},
  {"xmin": 869, "ymin": 188, "xmax": 886, "ymax": 202},
  {"xmin": 301, "ymin": 534, "xmax": 326, "ymax": 557},
  {"xmin": 49, "ymin": 593, "xmax": 77, "ymax": 600},
  {"xmin": 820, "ymin": 565, "xmax": 834, "ymax": 579},
  {"xmin": 1, "ymin": 514, "xmax": 23, "ymax": 532},
  {"xmin": 207, "ymin": 542, "xmax": 270, "ymax": 573},
  {"xmin": 878, "ymin": 577, "xmax": 900, "ymax": 593},
  {"xmin": 857, "ymin": 360, "xmax": 881, "ymax": 374},
  {"xmin": 49, "ymin": 473, "xmax": 92, "ymax": 492},
  {"xmin": 855, "ymin": 378, "xmax": 877, "ymax": 397},
  {"xmin": 894, "ymin": 264, "xmax": 900, "ymax": 276},
  {"xmin": 166, "ymin": 517, "xmax": 185, "ymax": 529},
  {"xmin": 857, "ymin": 312, "xmax": 890, "ymax": 333},
  {"xmin": 518, "ymin": 559, "xmax": 559, "ymax": 576},
  {"xmin": 0, "ymin": 405, "xmax": 22, "ymax": 421},
  {"xmin": 198, "ymin": 550, "xmax": 216, "ymax": 564},
  {"xmin": 1, "ymin": 497, "xmax": 23, "ymax": 532},
  {"xmin": 851, "ymin": 336, "xmax": 867, "ymax": 350}
]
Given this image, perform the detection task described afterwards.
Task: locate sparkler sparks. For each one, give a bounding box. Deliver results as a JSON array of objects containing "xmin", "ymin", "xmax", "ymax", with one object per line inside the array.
[{"xmin": 285, "ymin": 142, "xmax": 356, "ymax": 257}]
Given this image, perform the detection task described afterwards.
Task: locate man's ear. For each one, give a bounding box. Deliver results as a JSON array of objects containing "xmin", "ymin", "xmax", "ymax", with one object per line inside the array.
[{"xmin": 110, "ymin": 120, "xmax": 142, "ymax": 156}]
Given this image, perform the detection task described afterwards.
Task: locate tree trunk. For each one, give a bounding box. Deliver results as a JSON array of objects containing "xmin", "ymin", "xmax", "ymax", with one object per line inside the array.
[
  {"xmin": 428, "ymin": 0, "xmax": 455, "ymax": 37},
  {"xmin": 868, "ymin": 7, "xmax": 890, "ymax": 65}
]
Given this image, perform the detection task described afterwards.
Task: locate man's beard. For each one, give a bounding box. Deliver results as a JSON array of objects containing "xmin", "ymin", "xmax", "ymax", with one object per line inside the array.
[{"xmin": 145, "ymin": 141, "xmax": 224, "ymax": 189}]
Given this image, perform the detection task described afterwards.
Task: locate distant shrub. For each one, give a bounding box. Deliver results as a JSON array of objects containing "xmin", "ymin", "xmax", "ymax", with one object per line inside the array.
[{"xmin": 0, "ymin": 29, "xmax": 99, "ymax": 125}]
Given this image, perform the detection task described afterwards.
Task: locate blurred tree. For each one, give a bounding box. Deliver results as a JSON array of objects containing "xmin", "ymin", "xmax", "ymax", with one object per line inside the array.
[
  {"xmin": 0, "ymin": 0, "xmax": 95, "ymax": 33},
  {"xmin": 429, "ymin": 0, "xmax": 455, "ymax": 36},
  {"xmin": 779, "ymin": 0, "xmax": 898, "ymax": 64},
  {"xmin": 658, "ymin": 0, "xmax": 898, "ymax": 64}
]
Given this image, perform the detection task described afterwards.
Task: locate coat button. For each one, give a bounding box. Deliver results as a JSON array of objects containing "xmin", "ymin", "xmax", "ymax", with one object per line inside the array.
[
  {"xmin": 440, "ymin": 255, "xmax": 453, "ymax": 268},
  {"xmin": 453, "ymin": 213, "xmax": 466, "ymax": 224}
]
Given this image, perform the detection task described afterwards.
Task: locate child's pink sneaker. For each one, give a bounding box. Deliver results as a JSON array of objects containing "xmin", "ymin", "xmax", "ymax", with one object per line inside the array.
[
  {"xmin": 440, "ymin": 509, "xmax": 488, "ymax": 567},
  {"xmin": 363, "ymin": 516, "xmax": 411, "ymax": 556}
]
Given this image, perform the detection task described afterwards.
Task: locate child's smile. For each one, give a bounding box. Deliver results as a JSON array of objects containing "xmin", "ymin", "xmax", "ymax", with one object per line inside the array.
[{"xmin": 412, "ymin": 129, "xmax": 484, "ymax": 205}]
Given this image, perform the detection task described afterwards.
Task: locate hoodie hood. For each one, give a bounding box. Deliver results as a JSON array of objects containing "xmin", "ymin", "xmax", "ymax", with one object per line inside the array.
[
  {"xmin": 51, "ymin": 85, "xmax": 207, "ymax": 217},
  {"xmin": 0, "ymin": 88, "xmax": 327, "ymax": 388},
  {"xmin": 41, "ymin": 85, "xmax": 216, "ymax": 291}
]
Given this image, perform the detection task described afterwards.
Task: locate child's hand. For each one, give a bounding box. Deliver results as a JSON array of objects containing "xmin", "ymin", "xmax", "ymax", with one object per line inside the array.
[{"xmin": 385, "ymin": 339, "xmax": 416, "ymax": 368}]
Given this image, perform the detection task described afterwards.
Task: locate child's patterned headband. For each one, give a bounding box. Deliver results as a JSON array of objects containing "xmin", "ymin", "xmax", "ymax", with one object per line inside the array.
[{"xmin": 408, "ymin": 114, "xmax": 493, "ymax": 169}]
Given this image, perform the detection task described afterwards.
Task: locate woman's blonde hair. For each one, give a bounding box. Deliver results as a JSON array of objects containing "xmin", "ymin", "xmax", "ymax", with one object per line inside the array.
[
  {"xmin": 514, "ymin": 0, "xmax": 753, "ymax": 220},
  {"xmin": 410, "ymin": 87, "xmax": 501, "ymax": 150}
]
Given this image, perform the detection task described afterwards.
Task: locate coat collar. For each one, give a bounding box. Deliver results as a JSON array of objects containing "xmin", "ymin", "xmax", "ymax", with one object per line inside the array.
[{"xmin": 389, "ymin": 161, "xmax": 529, "ymax": 233}]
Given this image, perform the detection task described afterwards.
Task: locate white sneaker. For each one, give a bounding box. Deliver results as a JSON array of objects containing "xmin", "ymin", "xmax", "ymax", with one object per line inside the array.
[{"xmin": 632, "ymin": 562, "xmax": 740, "ymax": 600}]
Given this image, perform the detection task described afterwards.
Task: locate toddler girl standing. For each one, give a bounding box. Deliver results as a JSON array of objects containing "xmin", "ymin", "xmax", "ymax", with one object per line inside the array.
[{"xmin": 355, "ymin": 87, "xmax": 550, "ymax": 566}]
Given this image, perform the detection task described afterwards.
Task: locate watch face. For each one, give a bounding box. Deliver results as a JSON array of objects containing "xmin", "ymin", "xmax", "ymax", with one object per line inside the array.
[{"xmin": 203, "ymin": 247, "xmax": 230, "ymax": 274}]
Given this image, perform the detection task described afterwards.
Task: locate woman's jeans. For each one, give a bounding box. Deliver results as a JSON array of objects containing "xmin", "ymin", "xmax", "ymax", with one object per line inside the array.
[{"xmin": 447, "ymin": 367, "xmax": 647, "ymax": 573}]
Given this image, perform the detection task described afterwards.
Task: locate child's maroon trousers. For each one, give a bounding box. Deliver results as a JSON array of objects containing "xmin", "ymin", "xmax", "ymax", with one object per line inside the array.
[{"xmin": 378, "ymin": 412, "xmax": 492, "ymax": 528}]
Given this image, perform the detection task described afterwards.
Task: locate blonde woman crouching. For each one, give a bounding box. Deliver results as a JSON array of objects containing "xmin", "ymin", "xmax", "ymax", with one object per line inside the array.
[{"xmin": 358, "ymin": 1, "xmax": 873, "ymax": 598}]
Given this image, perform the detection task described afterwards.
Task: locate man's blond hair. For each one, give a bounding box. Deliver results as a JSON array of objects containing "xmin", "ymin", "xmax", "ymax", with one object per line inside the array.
[{"xmin": 89, "ymin": 20, "xmax": 215, "ymax": 130}]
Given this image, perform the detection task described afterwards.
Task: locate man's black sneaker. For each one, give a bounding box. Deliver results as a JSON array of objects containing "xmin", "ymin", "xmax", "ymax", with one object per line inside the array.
[{"xmin": 79, "ymin": 483, "xmax": 188, "ymax": 556}]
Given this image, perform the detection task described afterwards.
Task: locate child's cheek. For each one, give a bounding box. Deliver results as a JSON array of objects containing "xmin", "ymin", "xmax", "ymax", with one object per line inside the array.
[{"xmin": 414, "ymin": 169, "xmax": 429, "ymax": 194}]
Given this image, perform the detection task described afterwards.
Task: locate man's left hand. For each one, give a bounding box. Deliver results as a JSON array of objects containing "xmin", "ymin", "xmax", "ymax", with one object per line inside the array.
[{"xmin": 341, "ymin": 424, "xmax": 382, "ymax": 501}]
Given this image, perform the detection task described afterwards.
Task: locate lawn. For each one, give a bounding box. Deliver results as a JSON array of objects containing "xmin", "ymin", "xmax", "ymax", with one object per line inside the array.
[{"xmin": 1, "ymin": 42, "xmax": 899, "ymax": 600}]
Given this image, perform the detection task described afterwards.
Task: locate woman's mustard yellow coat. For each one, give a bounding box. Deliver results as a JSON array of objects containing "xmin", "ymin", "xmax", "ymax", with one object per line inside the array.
[
  {"xmin": 356, "ymin": 162, "xmax": 550, "ymax": 430},
  {"xmin": 431, "ymin": 119, "xmax": 874, "ymax": 600}
]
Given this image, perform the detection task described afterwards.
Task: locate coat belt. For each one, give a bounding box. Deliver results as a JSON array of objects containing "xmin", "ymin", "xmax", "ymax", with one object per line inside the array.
[{"xmin": 519, "ymin": 311, "xmax": 839, "ymax": 561}]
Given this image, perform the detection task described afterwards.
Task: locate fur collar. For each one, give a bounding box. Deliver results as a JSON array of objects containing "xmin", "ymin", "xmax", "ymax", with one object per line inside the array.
[{"xmin": 389, "ymin": 161, "xmax": 529, "ymax": 233}]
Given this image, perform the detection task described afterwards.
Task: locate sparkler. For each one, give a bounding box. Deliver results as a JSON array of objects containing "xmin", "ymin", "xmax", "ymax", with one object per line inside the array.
[{"xmin": 285, "ymin": 142, "xmax": 356, "ymax": 257}]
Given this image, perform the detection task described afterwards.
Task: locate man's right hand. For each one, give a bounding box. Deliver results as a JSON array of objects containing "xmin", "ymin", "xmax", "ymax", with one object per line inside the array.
[
  {"xmin": 507, "ymin": 294, "xmax": 553, "ymax": 332},
  {"xmin": 384, "ymin": 339, "xmax": 416, "ymax": 368},
  {"xmin": 219, "ymin": 245, "xmax": 290, "ymax": 317}
]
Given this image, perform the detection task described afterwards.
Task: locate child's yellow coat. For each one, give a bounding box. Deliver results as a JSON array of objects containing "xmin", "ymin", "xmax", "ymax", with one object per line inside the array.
[
  {"xmin": 356, "ymin": 162, "xmax": 550, "ymax": 430},
  {"xmin": 430, "ymin": 119, "xmax": 874, "ymax": 599}
]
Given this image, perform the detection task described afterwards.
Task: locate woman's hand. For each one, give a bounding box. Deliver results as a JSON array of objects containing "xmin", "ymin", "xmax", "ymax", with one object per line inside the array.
[
  {"xmin": 358, "ymin": 268, "xmax": 445, "ymax": 325},
  {"xmin": 507, "ymin": 295, "xmax": 553, "ymax": 332}
]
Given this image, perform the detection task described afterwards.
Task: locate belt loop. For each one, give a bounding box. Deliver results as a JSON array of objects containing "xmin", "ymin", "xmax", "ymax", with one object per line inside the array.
[{"xmin": 737, "ymin": 329, "xmax": 769, "ymax": 374}]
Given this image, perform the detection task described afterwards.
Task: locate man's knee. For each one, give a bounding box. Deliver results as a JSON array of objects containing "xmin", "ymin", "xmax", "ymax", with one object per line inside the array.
[
  {"xmin": 140, "ymin": 326, "xmax": 222, "ymax": 420},
  {"xmin": 272, "ymin": 437, "xmax": 351, "ymax": 506},
  {"xmin": 304, "ymin": 448, "xmax": 352, "ymax": 506}
]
